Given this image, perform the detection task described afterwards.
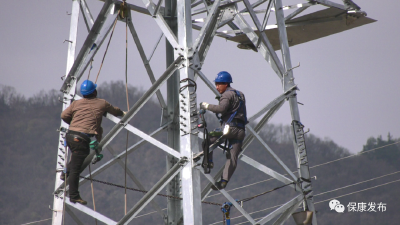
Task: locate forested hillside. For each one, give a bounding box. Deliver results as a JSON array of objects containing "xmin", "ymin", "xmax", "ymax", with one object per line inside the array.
[{"xmin": 1, "ymin": 82, "xmax": 399, "ymax": 225}]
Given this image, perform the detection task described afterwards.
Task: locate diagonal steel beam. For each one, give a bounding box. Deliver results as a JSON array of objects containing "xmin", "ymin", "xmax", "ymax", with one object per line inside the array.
[
  {"xmin": 117, "ymin": 158, "xmax": 188, "ymax": 225},
  {"xmin": 140, "ymin": 0, "xmax": 179, "ymax": 47},
  {"xmin": 65, "ymin": 205, "xmax": 84, "ymax": 225},
  {"xmin": 202, "ymin": 172, "xmax": 256, "ymax": 224},
  {"xmin": 61, "ymin": 0, "xmax": 118, "ymax": 93},
  {"xmin": 242, "ymin": 0, "xmax": 285, "ymax": 79},
  {"xmin": 256, "ymin": 194, "xmax": 303, "ymax": 225},
  {"xmin": 126, "ymin": 11, "xmax": 167, "ymax": 109},
  {"xmin": 234, "ymin": 13, "xmax": 284, "ymax": 80},
  {"xmin": 192, "ymin": 0, "xmax": 222, "ymax": 52},
  {"xmin": 80, "ymin": 0, "xmax": 94, "ymax": 32},
  {"xmin": 240, "ymin": 155, "xmax": 295, "ymax": 187},
  {"xmin": 98, "ymin": 56, "xmax": 183, "ymax": 153},
  {"xmin": 272, "ymin": 198, "xmax": 303, "ymax": 225},
  {"xmin": 66, "ymin": 197, "xmax": 117, "ymax": 225},
  {"xmin": 315, "ymin": 0, "xmax": 346, "ymax": 10},
  {"xmin": 78, "ymin": 123, "xmax": 169, "ymax": 187},
  {"xmin": 194, "ymin": 70, "xmax": 220, "ymax": 97},
  {"xmin": 246, "ymin": 125, "xmax": 298, "ymax": 182},
  {"xmin": 285, "ymin": 5, "xmax": 310, "ymax": 21},
  {"xmin": 248, "ymin": 85, "xmax": 296, "ymax": 122},
  {"xmin": 106, "ymin": 146, "xmax": 166, "ymax": 219}
]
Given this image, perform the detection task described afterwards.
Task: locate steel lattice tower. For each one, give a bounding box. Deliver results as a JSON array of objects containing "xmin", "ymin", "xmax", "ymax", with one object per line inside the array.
[{"xmin": 52, "ymin": 0, "xmax": 374, "ymax": 224}]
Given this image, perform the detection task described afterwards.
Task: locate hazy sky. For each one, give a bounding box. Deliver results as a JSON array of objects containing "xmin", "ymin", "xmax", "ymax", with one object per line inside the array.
[{"xmin": 1, "ymin": 0, "xmax": 399, "ymax": 153}]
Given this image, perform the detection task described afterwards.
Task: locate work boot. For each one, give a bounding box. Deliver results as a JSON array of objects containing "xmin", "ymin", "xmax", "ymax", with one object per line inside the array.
[
  {"xmin": 60, "ymin": 172, "xmax": 69, "ymax": 181},
  {"xmin": 70, "ymin": 197, "xmax": 87, "ymax": 205},
  {"xmin": 209, "ymin": 161, "xmax": 214, "ymax": 169},
  {"xmin": 211, "ymin": 180, "xmax": 228, "ymax": 190}
]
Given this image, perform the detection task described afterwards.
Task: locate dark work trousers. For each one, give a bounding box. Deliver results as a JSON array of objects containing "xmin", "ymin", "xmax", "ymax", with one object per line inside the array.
[
  {"xmin": 66, "ymin": 131, "xmax": 90, "ymax": 200},
  {"xmin": 207, "ymin": 127, "xmax": 246, "ymax": 181}
]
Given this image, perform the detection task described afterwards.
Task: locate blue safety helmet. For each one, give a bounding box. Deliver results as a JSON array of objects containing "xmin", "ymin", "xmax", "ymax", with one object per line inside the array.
[
  {"xmin": 80, "ymin": 80, "xmax": 97, "ymax": 96},
  {"xmin": 214, "ymin": 71, "xmax": 233, "ymax": 83}
]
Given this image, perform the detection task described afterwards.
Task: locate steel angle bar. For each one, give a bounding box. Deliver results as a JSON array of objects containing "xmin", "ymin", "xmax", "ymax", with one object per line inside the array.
[
  {"xmin": 105, "ymin": 113, "xmax": 181, "ymax": 158},
  {"xmin": 192, "ymin": 0, "xmax": 242, "ymax": 16},
  {"xmin": 242, "ymin": 0, "xmax": 285, "ymax": 77},
  {"xmin": 248, "ymin": 85, "xmax": 297, "ymax": 122},
  {"xmin": 201, "ymin": 0, "xmax": 211, "ymax": 13},
  {"xmin": 65, "ymin": 197, "xmax": 117, "ymax": 225},
  {"xmin": 106, "ymin": 146, "xmax": 165, "ymax": 218},
  {"xmin": 153, "ymin": 0, "xmax": 164, "ymax": 16},
  {"xmin": 65, "ymin": 206, "xmax": 84, "ymax": 225},
  {"xmin": 246, "ymin": 125, "xmax": 298, "ymax": 182},
  {"xmin": 117, "ymin": 158, "xmax": 188, "ymax": 225},
  {"xmin": 140, "ymin": 0, "xmax": 179, "ymax": 48},
  {"xmin": 147, "ymin": 33, "xmax": 163, "ymax": 62},
  {"xmin": 256, "ymin": 194, "xmax": 303, "ymax": 225},
  {"xmin": 53, "ymin": 1, "xmax": 80, "ymax": 224},
  {"xmin": 194, "ymin": 70, "xmax": 220, "ymax": 97},
  {"xmin": 255, "ymin": 0, "xmax": 273, "ymax": 48},
  {"xmin": 126, "ymin": 13, "xmax": 167, "ymax": 109},
  {"xmin": 233, "ymin": 14, "xmax": 284, "ymax": 80},
  {"xmin": 202, "ymin": 172, "xmax": 256, "ymax": 224},
  {"xmin": 272, "ymin": 199, "xmax": 303, "ymax": 225},
  {"xmin": 97, "ymin": 0, "xmax": 151, "ymax": 15},
  {"xmin": 61, "ymin": 0, "xmax": 118, "ymax": 93},
  {"xmin": 240, "ymin": 155, "xmax": 296, "ymax": 187},
  {"xmin": 197, "ymin": 8, "xmax": 225, "ymax": 62},
  {"xmin": 78, "ymin": 124, "xmax": 169, "ymax": 187},
  {"xmin": 285, "ymin": 5, "xmax": 310, "ymax": 21},
  {"xmin": 315, "ymin": 0, "xmax": 346, "ymax": 10},
  {"xmin": 98, "ymin": 56, "xmax": 183, "ymax": 152},
  {"xmin": 191, "ymin": 0, "xmax": 204, "ymax": 8},
  {"xmin": 239, "ymin": 0, "xmax": 269, "ymax": 13},
  {"xmin": 192, "ymin": 0, "xmax": 222, "ymax": 51},
  {"xmin": 80, "ymin": 0, "xmax": 94, "ymax": 32}
]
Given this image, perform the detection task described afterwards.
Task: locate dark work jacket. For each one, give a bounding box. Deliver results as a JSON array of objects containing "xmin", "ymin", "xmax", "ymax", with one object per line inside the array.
[
  {"xmin": 207, "ymin": 86, "xmax": 247, "ymax": 124},
  {"xmin": 61, "ymin": 97, "xmax": 123, "ymax": 141}
]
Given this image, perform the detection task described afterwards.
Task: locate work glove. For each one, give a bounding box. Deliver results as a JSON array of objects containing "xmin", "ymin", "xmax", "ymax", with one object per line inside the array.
[{"xmin": 200, "ymin": 102, "xmax": 209, "ymax": 110}]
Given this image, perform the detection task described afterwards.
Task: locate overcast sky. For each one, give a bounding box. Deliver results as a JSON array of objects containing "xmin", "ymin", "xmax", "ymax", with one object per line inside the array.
[{"xmin": 0, "ymin": 0, "xmax": 399, "ymax": 153}]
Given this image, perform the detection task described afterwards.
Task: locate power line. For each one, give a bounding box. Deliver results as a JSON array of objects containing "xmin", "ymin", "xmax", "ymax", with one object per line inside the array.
[
  {"xmin": 314, "ymin": 178, "xmax": 400, "ymax": 205},
  {"xmin": 117, "ymin": 142, "xmax": 400, "ymax": 222},
  {"xmin": 208, "ymin": 173, "xmax": 400, "ymax": 225},
  {"xmin": 206, "ymin": 141, "xmax": 400, "ymax": 199},
  {"xmin": 314, "ymin": 170, "xmax": 400, "ymax": 197},
  {"xmin": 20, "ymin": 218, "xmax": 52, "ymax": 225}
]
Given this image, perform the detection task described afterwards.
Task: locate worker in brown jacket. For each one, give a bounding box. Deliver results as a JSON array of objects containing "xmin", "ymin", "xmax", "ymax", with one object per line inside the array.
[
  {"xmin": 200, "ymin": 71, "xmax": 247, "ymax": 190},
  {"xmin": 61, "ymin": 80, "xmax": 125, "ymax": 205}
]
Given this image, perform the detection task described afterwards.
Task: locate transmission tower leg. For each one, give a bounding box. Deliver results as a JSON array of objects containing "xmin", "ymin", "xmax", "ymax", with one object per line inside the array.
[
  {"xmin": 165, "ymin": 0, "xmax": 183, "ymax": 224},
  {"xmin": 274, "ymin": 0, "xmax": 317, "ymax": 224},
  {"xmin": 176, "ymin": 0, "xmax": 202, "ymax": 224},
  {"xmin": 52, "ymin": 0, "xmax": 79, "ymax": 224}
]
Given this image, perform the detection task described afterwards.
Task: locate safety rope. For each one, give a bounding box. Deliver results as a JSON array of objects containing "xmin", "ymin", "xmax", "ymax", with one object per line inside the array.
[
  {"xmin": 88, "ymin": 164, "xmax": 98, "ymax": 225},
  {"xmin": 94, "ymin": 14, "xmax": 119, "ymax": 84},
  {"xmin": 79, "ymin": 175, "xmax": 221, "ymax": 206},
  {"xmin": 123, "ymin": 2, "xmax": 129, "ymax": 215},
  {"xmin": 86, "ymin": 60, "xmax": 94, "ymax": 80},
  {"xmin": 238, "ymin": 182, "xmax": 295, "ymax": 203}
]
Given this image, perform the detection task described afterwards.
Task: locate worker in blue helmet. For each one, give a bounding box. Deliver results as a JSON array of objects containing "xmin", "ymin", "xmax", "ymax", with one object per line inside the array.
[
  {"xmin": 61, "ymin": 80, "xmax": 126, "ymax": 205},
  {"xmin": 200, "ymin": 71, "xmax": 247, "ymax": 190}
]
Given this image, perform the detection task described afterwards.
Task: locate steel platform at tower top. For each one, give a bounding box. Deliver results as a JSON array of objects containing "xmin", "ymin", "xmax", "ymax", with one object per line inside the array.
[{"xmin": 52, "ymin": 0, "xmax": 375, "ymax": 224}]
